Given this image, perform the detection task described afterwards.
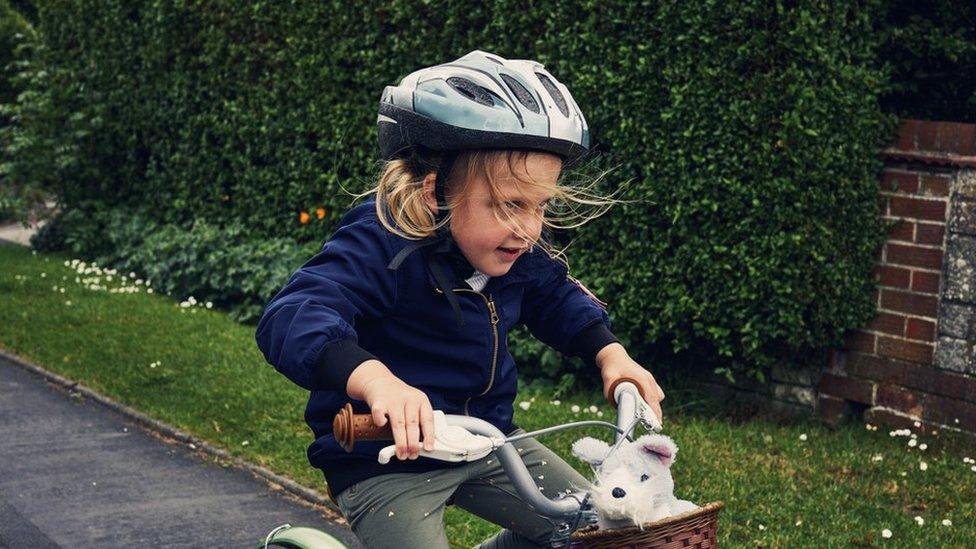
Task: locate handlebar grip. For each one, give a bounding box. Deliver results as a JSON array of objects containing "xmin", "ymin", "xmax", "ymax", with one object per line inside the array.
[
  {"xmin": 606, "ymin": 376, "xmax": 648, "ymax": 406},
  {"xmin": 333, "ymin": 403, "xmax": 393, "ymax": 452}
]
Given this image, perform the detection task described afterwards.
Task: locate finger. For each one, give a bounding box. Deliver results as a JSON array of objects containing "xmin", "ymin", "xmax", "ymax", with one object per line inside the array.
[
  {"xmin": 650, "ymin": 400, "xmax": 664, "ymax": 427},
  {"xmin": 388, "ymin": 407, "xmax": 407, "ymax": 460},
  {"xmin": 371, "ymin": 403, "xmax": 388, "ymax": 427},
  {"xmin": 405, "ymin": 402, "xmax": 421, "ymax": 459},
  {"xmin": 420, "ymin": 403, "xmax": 435, "ymax": 452},
  {"xmin": 642, "ymin": 374, "xmax": 664, "ymax": 403},
  {"xmin": 647, "ymin": 381, "xmax": 665, "ymax": 403}
]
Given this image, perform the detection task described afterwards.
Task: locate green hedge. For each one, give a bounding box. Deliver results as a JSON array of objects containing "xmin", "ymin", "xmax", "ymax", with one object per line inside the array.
[
  {"xmin": 0, "ymin": 0, "xmax": 32, "ymax": 106},
  {"xmin": 5, "ymin": 0, "xmax": 897, "ymax": 382},
  {"xmin": 878, "ymin": 0, "xmax": 976, "ymax": 123},
  {"xmin": 0, "ymin": 0, "xmax": 37, "ymax": 223}
]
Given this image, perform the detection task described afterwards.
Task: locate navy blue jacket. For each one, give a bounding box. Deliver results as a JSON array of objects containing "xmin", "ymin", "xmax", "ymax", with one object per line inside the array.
[{"xmin": 255, "ymin": 198, "xmax": 617, "ymax": 499}]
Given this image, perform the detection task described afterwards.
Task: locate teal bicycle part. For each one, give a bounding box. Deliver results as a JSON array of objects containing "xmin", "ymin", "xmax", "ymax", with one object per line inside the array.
[{"xmin": 258, "ymin": 523, "xmax": 348, "ymax": 549}]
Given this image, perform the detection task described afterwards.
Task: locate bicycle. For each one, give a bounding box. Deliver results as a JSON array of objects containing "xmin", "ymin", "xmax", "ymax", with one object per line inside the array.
[{"xmin": 259, "ymin": 378, "xmax": 723, "ymax": 548}]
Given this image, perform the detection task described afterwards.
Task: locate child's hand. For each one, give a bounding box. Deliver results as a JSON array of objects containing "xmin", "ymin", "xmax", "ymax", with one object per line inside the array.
[
  {"xmin": 596, "ymin": 343, "xmax": 666, "ymax": 426},
  {"xmin": 348, "ymin": 359, "xmax": 436, "ymax": 460}
]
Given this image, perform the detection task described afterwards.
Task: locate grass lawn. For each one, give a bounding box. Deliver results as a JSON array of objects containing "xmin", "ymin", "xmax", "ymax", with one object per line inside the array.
[{"xmin": 1, "ymin": 242, "xmax": 974, "ymax": 547}]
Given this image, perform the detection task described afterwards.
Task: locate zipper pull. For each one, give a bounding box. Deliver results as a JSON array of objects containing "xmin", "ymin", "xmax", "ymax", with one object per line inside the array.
[{"xmin": 487, "ymin": 297, "xmax": 499, "ymax": 325}]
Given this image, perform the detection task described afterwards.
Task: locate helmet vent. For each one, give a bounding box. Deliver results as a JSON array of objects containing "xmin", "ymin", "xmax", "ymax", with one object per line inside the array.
[
  {"xmin": 500, "ymin": 74, "xmax": 540, "ymax": 114},
  {"xmin": 535, "ymin": 72, "xmax": 569, "ymax": 117},
  {"xmin": 485, "ymin": 56, "xmax": 504, "ymax": 65},
  {"xmin": 446, "ymin": 77, "xmax": 495, "ymax": 107}
]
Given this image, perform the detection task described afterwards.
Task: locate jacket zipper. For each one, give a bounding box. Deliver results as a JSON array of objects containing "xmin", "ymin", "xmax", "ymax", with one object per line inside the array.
[{"xmin": 435, "ymin": 285, "xmax": 500, "ymax": 415}]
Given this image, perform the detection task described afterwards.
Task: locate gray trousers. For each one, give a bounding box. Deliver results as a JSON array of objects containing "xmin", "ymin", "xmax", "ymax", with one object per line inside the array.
[{"xmin": 334, "ymin": 428, "xmax": 592, "ymax": 549}]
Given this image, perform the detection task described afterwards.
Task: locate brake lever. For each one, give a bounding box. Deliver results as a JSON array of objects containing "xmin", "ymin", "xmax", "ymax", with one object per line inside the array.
[
  {"xmin": 377, "ymin": 410, "xmax": 499, "ymax": 464},
  {"xmin": 609, "ymin": 378, "xmax": 663, "ymax": 433}
]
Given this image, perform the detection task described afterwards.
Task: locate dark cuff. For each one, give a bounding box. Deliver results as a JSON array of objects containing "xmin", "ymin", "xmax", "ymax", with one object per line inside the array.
[
  {"xmin": 568, "ymin": 322, "xmax": 619, "ymax": 369},
  {"xmin": 313, "ymin": 337, "xmax": 378, "ymax": 392}
]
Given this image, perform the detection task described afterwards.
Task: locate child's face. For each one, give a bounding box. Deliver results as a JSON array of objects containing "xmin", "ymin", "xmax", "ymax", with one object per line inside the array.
[{"xmin": 428, "ymin": 152, "xmax": 562, "ymax": 278}]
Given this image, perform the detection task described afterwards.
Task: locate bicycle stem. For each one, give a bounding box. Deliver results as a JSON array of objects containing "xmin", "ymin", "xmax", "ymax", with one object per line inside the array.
[{"xmin": 444, "ymin": 415, "xmax": 590, "ymax": 519}]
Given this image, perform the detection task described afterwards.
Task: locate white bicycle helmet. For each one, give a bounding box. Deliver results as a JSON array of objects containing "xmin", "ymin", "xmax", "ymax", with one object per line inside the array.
[
  {"xmin": 378, "ymin": 50, "xmax": 591, "ymax": 328},
  {"xmin": 377, "ymin": 49, "xmax": 590, "ymax": 165}
]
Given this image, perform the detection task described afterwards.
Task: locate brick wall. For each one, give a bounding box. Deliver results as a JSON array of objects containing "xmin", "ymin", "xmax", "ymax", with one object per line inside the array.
[{"xmin": 818, "ymin": 120, "xmax": 976, "ymax": 436}]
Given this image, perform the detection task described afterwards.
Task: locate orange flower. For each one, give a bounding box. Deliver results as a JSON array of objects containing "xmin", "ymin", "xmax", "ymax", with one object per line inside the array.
[
  {"xmin": 315, "ymin": 207, "xmax": 327, "ymax": 220},
  {"xmin": 299, "ymin": 211, "xmax": 310, "ymax": 224}
]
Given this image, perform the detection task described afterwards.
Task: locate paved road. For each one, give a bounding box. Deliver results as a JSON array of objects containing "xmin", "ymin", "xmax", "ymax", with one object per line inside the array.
[{"xmin": 0, "ymin": 355, "xmax": 362, "ymax": 548}]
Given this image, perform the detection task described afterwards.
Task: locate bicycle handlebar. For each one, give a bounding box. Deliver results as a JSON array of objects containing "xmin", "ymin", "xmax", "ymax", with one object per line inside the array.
[{"xmin": 330, "ymin": 377, "xmax": 659, "ymax": 528}]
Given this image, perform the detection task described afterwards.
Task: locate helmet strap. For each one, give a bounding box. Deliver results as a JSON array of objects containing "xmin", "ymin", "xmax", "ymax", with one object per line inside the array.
[{"xmin": 433, "ymin": 151, "xmax": 459, "ymax": 227}]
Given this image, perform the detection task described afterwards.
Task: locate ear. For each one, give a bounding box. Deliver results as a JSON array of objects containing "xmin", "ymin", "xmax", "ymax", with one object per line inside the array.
[
  {"xmin": 421, "ymin": 173, "xmax": 439, "ymax": 214},
  {"xmin": 571, "ymin": 437, "xmax": 611, "ymax": 466},
  {"xmin": 636, "ymin": 434, "xmax": 678, "ymax": 468}
]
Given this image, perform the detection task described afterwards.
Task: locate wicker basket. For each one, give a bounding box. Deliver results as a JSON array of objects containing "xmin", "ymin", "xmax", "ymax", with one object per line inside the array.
[{"xmin": 568, "ymin": 501, "xmax": 724, "ymax": 548}]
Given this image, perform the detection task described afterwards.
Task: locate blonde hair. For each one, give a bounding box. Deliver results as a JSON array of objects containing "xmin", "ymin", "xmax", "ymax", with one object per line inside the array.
[{"xmin": 347, "ymin": 148, "xmax": 631, "ymax": 268}]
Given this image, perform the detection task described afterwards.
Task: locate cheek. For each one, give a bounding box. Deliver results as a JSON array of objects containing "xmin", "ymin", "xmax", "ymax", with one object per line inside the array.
[{"xmin": 460, "ymin": 211, "xmax": 506, "ymax": 247}]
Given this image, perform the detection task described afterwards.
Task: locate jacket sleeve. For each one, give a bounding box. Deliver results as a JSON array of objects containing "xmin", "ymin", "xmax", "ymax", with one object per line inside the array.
[
  {"xmin": 520, "ymin": 260, "xmax": 619, "ymax": 368},
  {"xmin": 254, "ymin": 219, "xmax": 399, "ymax": 392}
]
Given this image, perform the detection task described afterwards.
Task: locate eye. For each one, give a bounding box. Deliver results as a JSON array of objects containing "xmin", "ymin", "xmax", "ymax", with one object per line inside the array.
[{"xmin": 640, "ymin": 474, "xmax": 649, "ymax": 482}]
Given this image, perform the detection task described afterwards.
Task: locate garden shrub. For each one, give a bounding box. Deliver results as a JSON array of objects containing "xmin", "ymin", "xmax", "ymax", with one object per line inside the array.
[
  {"xmin": 32, "ymin": 202, "xmax": 319, "ymax": 323},
  {"xmin": 877, "ymin": 0, "xmax": 976, "ymax": 123},
  {"xmin": 0, "ymin": 0, "xmax": 40, "ymax": 223},
  {"xmin": 8, "ymin": 1, "xmax": 900, "ymax": 383}
]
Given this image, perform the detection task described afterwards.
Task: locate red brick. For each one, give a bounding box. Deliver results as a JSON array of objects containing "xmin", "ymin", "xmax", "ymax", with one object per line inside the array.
[
  {"xmin": 939, "ymin": 123, "xmax": 958, "ymax": 152},
  {"xmin": 915, "ymin": 223, "xmax": 945, "ymax": 245},
  {"xmin": 921, "ymin": 175, "xmax": 951, "ymax": 197},
  {"xmin": 847, "ymin": 355, "xmax": 976, "ymax": 403},
  {"xmin": 905, "ymin": 318, "xmax": 936, "ymax": 342},
  {"xmin": 846, "ymin": 353, "xmax": 906, "ymax": 385},
  {"xmin": 877, "ymin": 265, "xmax": 911, "ymax": 288},
  {"xmin": 881, "ymin": 171, "xmax": 919, "ymax": 193},
  {"xmin": 866, "ymin": 399, "xmax": 976, "ymax": 440},
  {"xmin": 817, "ymin": 394, "xmax": 849, "ymax": 426},
  {"xmin": 930, "ymin": 369, "xmax": 976, "ymax": 403},
  {"xmin": 910, "ymin": 271, "xmax": 940, "ymax": 294},
  {"xmin": 880, "ymin": 289, "xmax": 938, "ymax": 317},
  {"xmin": 885, "ymin": 219, "xmax": 915, "ymax": 242},
  {"xmin": 865, "ymin": 312, "xmax": 906, "ymax": 336},
  {"xmin": 844, "ymin": 331, "xmax": 876, "ymax": 353},
  {"xmin": 958, "ymin": 124, "xmax": 976, "ymax": 156},
  {"xmin": 877, "ymin": 335, "xmax": 934, "ymax": 364},
  {"xmin": 826, "ymin": 348, "xmax": 845, "ymax": 372},
  {"xmin": 864, "ymin": 407, "xmax": 917, "ymax": 430},
  {"xmin": 919, "ymin": 392, "xmax": 976, "ymax": 432},
  {"xmin": 918, "ymin": 122, "xmax": 939, "ymax": 151},
  {"xmin": 896, "ymin": 120, "xmax": 918, "ymax": 151},
  {"xmin": 888, "ymin": 196, "xmax": 947, "ymax": 222},
  {"xmin": 819, "ymin": 373, "xmax": 875, "ymax": 404},
  {"xmin": 877, "ymin": 383, "xmax": 922, "ymax": 414},
  {"xmin": 884, "ymin": 243, "xmax": 943, "ymax": 270}
]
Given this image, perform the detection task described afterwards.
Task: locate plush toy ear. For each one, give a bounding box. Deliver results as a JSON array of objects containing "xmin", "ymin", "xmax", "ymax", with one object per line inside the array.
[
  {"xmin": 636, "ymin": 434, "xmax": 678, "ymax": 468},
  {"xmin": 571, "ymin": 437, "xmax": 611, "ymax": 466}
]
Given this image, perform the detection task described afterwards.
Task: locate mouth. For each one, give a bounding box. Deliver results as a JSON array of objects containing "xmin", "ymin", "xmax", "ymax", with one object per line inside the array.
[{"xmin": 496, "ymin": 246, "xmax": 526, "ymax": 261}]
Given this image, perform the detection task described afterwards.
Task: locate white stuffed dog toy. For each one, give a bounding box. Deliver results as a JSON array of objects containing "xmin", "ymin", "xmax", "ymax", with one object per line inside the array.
[{"xmin": 571, "ymin": 434, "xmax": 698, "ymax": 530}]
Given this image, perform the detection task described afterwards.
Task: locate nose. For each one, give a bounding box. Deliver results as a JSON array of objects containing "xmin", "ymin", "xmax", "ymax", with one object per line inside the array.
[{"xmin": 611, "ymin": 487, "xmax": 626, "ymax": 498}]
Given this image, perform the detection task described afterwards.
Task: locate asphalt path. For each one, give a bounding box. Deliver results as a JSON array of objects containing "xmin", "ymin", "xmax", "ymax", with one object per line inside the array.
[{"xmin": 0, "ymin": 355, "xmax": 362, "ymax": 548}]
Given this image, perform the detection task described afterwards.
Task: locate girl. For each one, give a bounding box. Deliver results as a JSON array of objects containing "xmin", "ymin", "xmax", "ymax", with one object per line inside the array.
[{"xmin": 255, "ymin": 50, "xmax": 664, "ymax": 548}]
